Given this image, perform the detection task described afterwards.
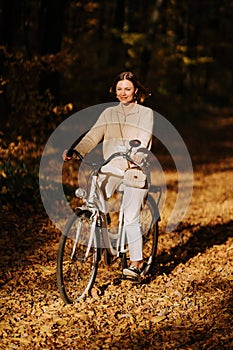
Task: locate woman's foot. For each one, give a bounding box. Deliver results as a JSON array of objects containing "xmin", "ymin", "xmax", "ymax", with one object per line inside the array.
[
  {"xmin": 123, "ymin": 261, "xmax": 146, "ymax": 278},
  {"xmin": 123, "ymin": 264, "xmax": 141, "ymax": 278}
]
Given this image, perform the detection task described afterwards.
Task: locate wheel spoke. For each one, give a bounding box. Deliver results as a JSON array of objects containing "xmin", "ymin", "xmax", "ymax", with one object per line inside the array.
[{"xmin": 57, "ymin": 211, "xmax": 99, "ymax": 303}]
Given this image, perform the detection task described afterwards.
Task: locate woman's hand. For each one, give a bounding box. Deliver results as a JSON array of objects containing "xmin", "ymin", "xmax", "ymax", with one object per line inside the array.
[
  {"xmin": 62, "ymin": 149, "xmax": 72, "ymax": 161},
  {"xmin": 131, "ymin": 151, "xmax": 147, "ymax": 166}
]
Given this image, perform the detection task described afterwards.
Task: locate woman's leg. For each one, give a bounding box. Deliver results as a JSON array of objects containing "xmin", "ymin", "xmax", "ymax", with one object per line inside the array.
[
  {"xmin": 97, "ymin": 172, "xmax": 122, "ymax": 213},
  {"xmin": 122, "ymin": 186, "xmax": 147, "ymax": 267}
]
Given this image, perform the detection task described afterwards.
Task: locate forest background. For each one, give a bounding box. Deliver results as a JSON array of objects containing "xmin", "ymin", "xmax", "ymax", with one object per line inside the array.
[
  {"xmin": 0, "ymin": 1, "xmax": 233, "ymax": 349},
  {"xmin": 1, "ymin": 0, "xmax": 232, "ymax": 209},
  {"xmin": 1, "ymin": 0, "xmax": 232, "ymax": 137}
]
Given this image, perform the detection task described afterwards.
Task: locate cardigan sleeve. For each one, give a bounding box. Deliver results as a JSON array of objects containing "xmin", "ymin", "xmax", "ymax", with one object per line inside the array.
[{"xmin": 74, "ymin": 112, "xmax": 107, "ymax": 157}]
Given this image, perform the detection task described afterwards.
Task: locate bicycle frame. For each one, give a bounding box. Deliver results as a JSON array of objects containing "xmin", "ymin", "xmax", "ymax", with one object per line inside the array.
[
  {"xmin": 71, "ymin": 145, "xmax": 150, "ymax": 258},
  {"xmin": 75, "ymin": 164, "xmax": 126, "ymax": 258},
  {"xmin": 57, "ymin": 142, "xmax": 162, "ymax": 303}
]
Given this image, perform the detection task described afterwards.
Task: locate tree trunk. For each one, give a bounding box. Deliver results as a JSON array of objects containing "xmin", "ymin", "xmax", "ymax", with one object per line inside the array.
[
  {"xmin": 140, "ymin": 0, "xmax": 165, "ymax": 78},
  {"xmin": 0, "ymin": 0, "xmax": 22, "ymax": 121},
  {"xmin": 38, "ymin": 0, "xmax": 66, "ymax": 103}
]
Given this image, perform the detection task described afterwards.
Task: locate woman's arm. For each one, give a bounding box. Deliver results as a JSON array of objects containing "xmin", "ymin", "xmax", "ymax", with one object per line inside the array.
[{"xmin": 73, "ymin": 112, "xmax": 107, "ymax": 157}]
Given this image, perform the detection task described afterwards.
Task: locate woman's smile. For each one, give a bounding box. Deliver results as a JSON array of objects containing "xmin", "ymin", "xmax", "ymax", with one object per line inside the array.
[{"xmin": 116, "ymin": 79, "xmax": 137, "ymax": 104}]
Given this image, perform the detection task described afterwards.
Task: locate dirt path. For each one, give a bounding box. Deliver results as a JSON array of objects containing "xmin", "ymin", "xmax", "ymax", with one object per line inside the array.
[{"xmin": 1, "ymin": 108, "xmax": 232, "ymax": 349}]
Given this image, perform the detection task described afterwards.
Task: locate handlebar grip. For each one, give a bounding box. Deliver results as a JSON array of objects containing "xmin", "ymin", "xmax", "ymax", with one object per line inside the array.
[
  {"xmin": 66, "ymin": 148, "xmax": 74, "ymax": 157},
  {"xmin": 66, "ymin": 148, "xmax": 84, "ymax": 161}
]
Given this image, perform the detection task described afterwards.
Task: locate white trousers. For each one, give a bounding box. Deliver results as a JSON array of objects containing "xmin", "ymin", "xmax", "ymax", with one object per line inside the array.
[{"xmin": 98, "ymin": 173, "xmax": 147, "ymax": 262}]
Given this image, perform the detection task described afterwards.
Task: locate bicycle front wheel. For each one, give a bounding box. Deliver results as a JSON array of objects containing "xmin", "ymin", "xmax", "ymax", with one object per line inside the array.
[
  {"xmin": 140, "ymin": 194, "xmax": 160, "ymax": 275},
  {"xmin": 57, "ymin": 209, "xmax": 99, "ymax": 303}
]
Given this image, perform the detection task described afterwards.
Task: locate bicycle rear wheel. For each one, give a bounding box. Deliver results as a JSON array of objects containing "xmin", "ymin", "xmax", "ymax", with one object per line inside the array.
[
  {"xmin": 140, "ymin": 194, "xmax": 160, "ymax": 275},
  {"xmin": 57, "ymin": 209, "xmax": 99, "ymax": 303}
]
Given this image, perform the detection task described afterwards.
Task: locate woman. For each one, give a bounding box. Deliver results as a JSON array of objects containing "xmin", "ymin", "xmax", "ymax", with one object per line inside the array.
[{"xmin": 63, "ymin": 71, "xmax": 154, "ymax": 279}]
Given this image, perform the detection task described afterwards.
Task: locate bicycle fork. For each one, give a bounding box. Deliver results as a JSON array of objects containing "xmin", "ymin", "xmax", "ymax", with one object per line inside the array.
[{"xmin": 70, "ymin": 212, "xmax": 98, "ymax": 262}]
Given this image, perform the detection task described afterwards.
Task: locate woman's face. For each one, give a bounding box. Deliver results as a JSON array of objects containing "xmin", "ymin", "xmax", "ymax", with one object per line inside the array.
[{"xmin": 116, "ymin": 79, "xmax": 137, "ymax": 104}]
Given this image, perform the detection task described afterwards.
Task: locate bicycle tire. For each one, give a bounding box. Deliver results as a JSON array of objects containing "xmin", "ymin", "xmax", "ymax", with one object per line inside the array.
[
  {"xmin": 140, "ymin": 194, "xmax": 160, "ymax": 275},
  {"xmin": 57, "ymin": 209, "xmax": 99, "ymax": 303}
]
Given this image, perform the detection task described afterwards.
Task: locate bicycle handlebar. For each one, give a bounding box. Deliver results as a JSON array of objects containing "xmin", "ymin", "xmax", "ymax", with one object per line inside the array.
[
  {"xmin": 66, "ymin": 142, "xmax": 161, "ymax": 194},
  {"xmin": 66, "ymin": 138, "xmax": 145, "ymax": 168},
  {"xmin": 69, "ymin": 148, "xmax": 141, "ymax": 169},
  {"xmin": 67, "ymin": 144, "xmax": 145, "ymax": 170}
]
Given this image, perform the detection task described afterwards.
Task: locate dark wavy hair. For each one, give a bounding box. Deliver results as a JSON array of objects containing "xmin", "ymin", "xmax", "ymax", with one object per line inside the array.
[{"xmin": 109, "ymin": 71, "xmax": 151, "ymax": 104}]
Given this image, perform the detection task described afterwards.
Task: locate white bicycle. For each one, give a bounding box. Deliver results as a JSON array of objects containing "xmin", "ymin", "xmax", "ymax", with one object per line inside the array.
[{"xmin": 57, "ymin": 140, "xmax": 161, "ymax": 303}]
